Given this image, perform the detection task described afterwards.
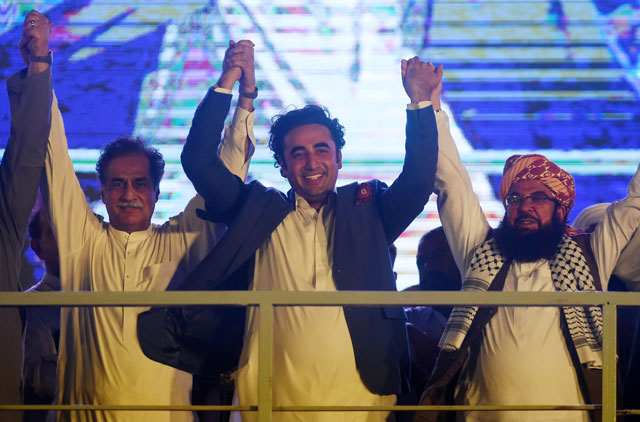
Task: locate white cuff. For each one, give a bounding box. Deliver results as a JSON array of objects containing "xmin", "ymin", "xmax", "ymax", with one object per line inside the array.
[
  {"xmin": 213, "ymin": 84, "xmax": 233, "ymax": 95},
  {"xmin": 406, "ymin": 100, "xmax": 432, "ymax": 110}
]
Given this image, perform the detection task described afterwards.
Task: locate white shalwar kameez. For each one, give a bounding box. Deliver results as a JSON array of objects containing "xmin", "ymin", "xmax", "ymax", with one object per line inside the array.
[
  {"xmin": 232, "ymin": 194, "xmax": 396, "ymax": 422},
  {"xmin": 44, "ymin": 91, "xmax": 254, "ymax": 422},
  {"xmin": 434, "ymin": 109, "xmax": 640, "ymax": 422}
]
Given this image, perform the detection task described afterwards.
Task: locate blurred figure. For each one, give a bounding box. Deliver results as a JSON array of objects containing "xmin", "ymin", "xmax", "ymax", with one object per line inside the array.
[
  {"xmin": 24, "ymin": 207, "xmax": 60, "ymax": 422},
  {"xmin": 0, "ymin": 10, "xmax": 53, "ymax": 422},
  {"xmin": 400, "ymin": 228, "xmax": 460, "ymax": 416},
  {"xmin": 416, "ymin": 226, "xmax": 462, "ymax": 318},
  {"xmin": 573, "ymin": 203, "xmax": 610, "ymax": 234},
  {"xmin": 574, "ymin": 202, "xmax": 640, "ymax": 418}
]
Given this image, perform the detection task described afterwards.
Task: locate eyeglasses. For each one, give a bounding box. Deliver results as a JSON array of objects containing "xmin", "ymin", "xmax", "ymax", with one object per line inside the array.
[{"xmin": 505, "ymin": 193, "xmax": 557, "ymax": 206}]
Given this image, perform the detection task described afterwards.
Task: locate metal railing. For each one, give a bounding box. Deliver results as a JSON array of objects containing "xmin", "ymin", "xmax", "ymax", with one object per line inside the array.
[{"xmin": 2, "ymin": 290, "xmax": 640, "ymax": 420}]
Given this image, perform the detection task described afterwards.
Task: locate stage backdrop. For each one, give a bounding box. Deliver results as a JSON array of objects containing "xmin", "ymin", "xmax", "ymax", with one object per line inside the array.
[{"xmin": 1, "ymin": 0, "xmax": 638, "ymax": 289}]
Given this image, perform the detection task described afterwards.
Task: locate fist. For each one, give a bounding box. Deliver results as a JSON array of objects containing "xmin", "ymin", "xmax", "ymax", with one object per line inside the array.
[
  {"xmin": 226, "ymin": 39, "xmax": 256, "ymax": 90},
  {"xmin": 401, "ymin": 57, "xmax": 443, "ymax": 104},
  {"xmin": 19, "ymin": 10, "xmax": 53, "ymax": 65}
]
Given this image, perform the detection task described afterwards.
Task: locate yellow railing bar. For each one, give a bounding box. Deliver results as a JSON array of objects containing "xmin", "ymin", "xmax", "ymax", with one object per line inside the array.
[
  {"xmin": 0, "ymin": 405, "xmax": 255, "ymax": 411},
  {"xmin": 2, "ymin": 290, "xmax": 640, "ymax": 307},
  {"xmin": 0, "ymin": 404, "xmax": 602, "ymax": 411},
  {"xmin": 2, "ymin": 290, "xmax": 640, "ymax": 421},
  {"xmin": 258, "ymin": 302, "xmax": 274, "ymax": 421},
  {"xmin": 603, "ymin": 302, "xmax": 617, "ymax": 422}
]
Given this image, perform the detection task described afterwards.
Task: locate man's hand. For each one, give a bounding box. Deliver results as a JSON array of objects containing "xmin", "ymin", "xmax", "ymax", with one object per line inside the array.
[
  {"xmin": 401, "ymin": 57, "xmax": 443, "ymax": 104},
  {"xmin": 232, "ymin": 40, "xmax": 256, "ymax": 93},
  {"xmin": 217, "ymin": 39, "xmax": 255, "ymax": 92},
  {"xmin": 19, "ymin": 10, "xmax": 53, "ymax": 76}
]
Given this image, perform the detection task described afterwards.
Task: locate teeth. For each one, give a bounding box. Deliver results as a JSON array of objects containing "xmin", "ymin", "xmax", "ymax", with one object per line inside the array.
[{"xmin": 306, "ymin": 174, "xmax": 322, "ymax": 180}]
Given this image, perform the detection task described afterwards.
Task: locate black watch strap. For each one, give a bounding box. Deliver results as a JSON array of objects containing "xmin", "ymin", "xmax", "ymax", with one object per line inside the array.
[
  {"xmin": 29, "ymin": 51, "xmax": 52, "ymax": 64},
  {"xmin": 239, "ymin": 86, "xmax": 258, "ymax": 99}
]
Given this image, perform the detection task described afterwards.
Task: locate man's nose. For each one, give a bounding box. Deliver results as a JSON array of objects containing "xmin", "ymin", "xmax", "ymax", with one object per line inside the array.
[
  {"xmin": 516, "ymin": 199, "xmax": 535, "ymax": 212},
  {"xmin": 305, "ymin": 153, "xmax": 320, "ymax": 168},
  {"xmin": 122, "ymin": 182, "xmax": 136, "ymax": 198}
]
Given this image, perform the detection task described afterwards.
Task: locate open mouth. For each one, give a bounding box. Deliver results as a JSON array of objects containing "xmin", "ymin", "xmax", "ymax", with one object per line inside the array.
[
  {"xmin": 305, "ymin": 173, "xmax": 324, "ymax": 181},
  {"xmin": 515, "ymin": 217, "xmax": 539, "ymax": 229}
]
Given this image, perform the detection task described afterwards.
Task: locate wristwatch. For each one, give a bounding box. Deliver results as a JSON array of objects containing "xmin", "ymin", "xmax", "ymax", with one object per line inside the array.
[
  {"xmin": 239, "ymin": 86, "xmax": 258, "ymax": 99},
  {"xmin": 29, "ymin": 51, "xmax": 52, "ymax": 64}
]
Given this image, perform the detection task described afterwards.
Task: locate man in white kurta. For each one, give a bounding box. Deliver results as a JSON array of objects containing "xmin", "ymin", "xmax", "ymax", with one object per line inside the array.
[
  {"xmin": 426, "ymin": 74, "xmax": 640, "ymax": 421},
  {"xmin": 166, "ymin": 53, "xmax": 440, "ymax": 422},
  {"xmin": 41, "ymin": 58, "xmax": 256, "ymax": 421},
  {"xmin": 233, "ymin": 193, "xmax": 396, "ymax": 422}
]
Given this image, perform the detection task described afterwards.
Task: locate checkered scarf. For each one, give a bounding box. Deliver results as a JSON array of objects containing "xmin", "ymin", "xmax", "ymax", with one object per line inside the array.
[{"xmin": 439, "ymin": 235, "xmax": 603, "ymax": 367}]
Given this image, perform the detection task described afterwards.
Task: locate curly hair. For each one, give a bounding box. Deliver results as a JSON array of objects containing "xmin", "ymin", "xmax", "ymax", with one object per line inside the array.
[
  {"xmin": 268, "ymin": 105, "xmax": 345, "ymax": 169},
  {"xmin": 96, "ymin": 137, "xmax": 165, "ymax": 191}
]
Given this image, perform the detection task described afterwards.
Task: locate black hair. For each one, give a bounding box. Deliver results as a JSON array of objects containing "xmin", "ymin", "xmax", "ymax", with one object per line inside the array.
[
  {"xmin": 419, "ymin": 226, "xmax": 445, "ymax": 245},
  {"xmin": 268, "ymin": 105, "xmax": 345, "ymax": 169},
  {"xmin": 95, "ymin": 137, "xmax": 165, "ymax": 191}
]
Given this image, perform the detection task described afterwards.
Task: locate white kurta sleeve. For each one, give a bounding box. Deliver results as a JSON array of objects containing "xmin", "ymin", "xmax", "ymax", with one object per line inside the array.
[
  {"xmin": 177, "ymin": 103, "xmax": 256, "ymax": 237},
  {"xmin": 434, "ymin": 110, "xmax": 491, "ymax": 273},
  {"xmin": 612, "ymin": 229, "xmax": 640, "ymax": 289},
  {"xmin": 42, "ymin": 92, "xmax": 102, "ymax": 268},
  {"xmin": 591, "ymin": 163, "xmax": 640, "ymax": 290}
]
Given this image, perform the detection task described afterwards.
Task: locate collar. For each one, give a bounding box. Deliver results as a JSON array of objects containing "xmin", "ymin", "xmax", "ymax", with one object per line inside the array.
[
  {"xmin": 109, "ymin": 223, "xmax": 154, "ymax": 245},
  {"xmin": 291, "ymin": 189, "xmax": 337, "ymax": 211}
]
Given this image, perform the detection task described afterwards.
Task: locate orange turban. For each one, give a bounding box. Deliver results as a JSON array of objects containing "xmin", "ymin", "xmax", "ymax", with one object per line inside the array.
[{"xmin": 499, "ymin": 154, "xmax": 575, "ymax": 212}]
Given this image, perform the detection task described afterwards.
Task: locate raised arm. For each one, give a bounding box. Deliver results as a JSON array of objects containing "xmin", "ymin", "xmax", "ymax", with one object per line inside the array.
[
  {"xmin": 39, "ymin": 15, "xmax": 102, "ymax": 259},
  {"xmin": 591, "ymin": 164, "xmax": 640, "ymax": 288},
  {"xmin": 375, "ymin": 57, "xmax": 440, "ymax": 242},
  {"xmin": 431, "ymin": 71, "xmax": 491, "ymax": 273},
  {"xmin": 0, "ymin": 10, "xmax": 53, "ymax": 278},
  {"xmin": 182, "ymin": 40, "xmax": 257, "ymax": 221}
]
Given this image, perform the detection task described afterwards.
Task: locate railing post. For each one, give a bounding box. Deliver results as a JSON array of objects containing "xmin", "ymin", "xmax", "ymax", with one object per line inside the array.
[
  {"xmin": 602, "ymin": 301, "xmax": 617, "ymax": 422},
  {"xmin": 258, "ymin": 302, "xmax": 274, "ymax": 422}
]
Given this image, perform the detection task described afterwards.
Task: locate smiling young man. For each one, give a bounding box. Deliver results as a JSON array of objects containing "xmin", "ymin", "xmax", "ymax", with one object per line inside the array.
[
  {"xmin": 36, "ymin": 32, "xmax": 256, "ymax": 421},
  {"xmin": 137, "ymin": 54, "xmax": 441, "ymax": 421},
  {"xmin": 415, "ymin": 71, "xmax": 640, "ymax": 422}
]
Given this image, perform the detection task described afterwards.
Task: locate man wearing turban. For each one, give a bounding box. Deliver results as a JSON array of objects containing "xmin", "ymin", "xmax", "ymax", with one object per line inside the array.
[{"xmin": 414, "ymin": 70, "xmax": 640, "ymax": 422}]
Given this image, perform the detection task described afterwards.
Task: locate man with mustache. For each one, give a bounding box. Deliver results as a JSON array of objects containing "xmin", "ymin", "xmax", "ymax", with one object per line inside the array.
[
  {"xmin": 37, "ymin": 26, "xmax": 257, "ymax": 421},
  {"xmin": 137, "ymin": 54, "xmax": 441, "ymax": 421},
  {"xmin": 415, "ymin": 70, "xmax": 640, "ymax": 422}
]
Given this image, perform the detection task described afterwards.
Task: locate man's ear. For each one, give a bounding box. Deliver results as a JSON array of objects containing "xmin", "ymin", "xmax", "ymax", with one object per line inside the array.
[
  {"xmin": 556, "ymin": 205, "xmax": 568, "ymax": 222},
  {"xmin": 337, "ymin": 150, "xmax": 342, "ymax": 170},
  {"xmin": 279, "ymin": 160, "xmax": 288, "ymax": 178},
  {"xmin": 155, "ymin": 188, "xmax": 160, "ymax": 203},
  {"xmin": 100, "ymin": 186, "xmax": 107, "ymax": 204}
]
